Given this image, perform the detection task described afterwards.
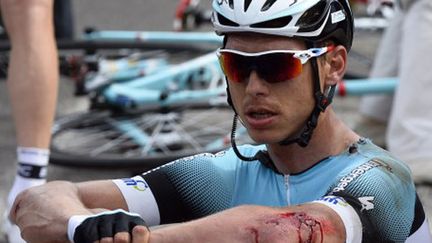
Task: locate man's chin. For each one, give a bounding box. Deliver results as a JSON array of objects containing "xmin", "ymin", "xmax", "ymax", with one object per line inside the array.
[
  {"xmin": 248, "ymin": 129, "xmax": 299, "ymax": 145},
  {"xmin": 249, "ymin": 134, "xmax": 284, "ymax": 145}
]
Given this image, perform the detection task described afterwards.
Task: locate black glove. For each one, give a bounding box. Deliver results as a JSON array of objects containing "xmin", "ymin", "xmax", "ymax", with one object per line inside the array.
[{"xmin": 69, "ymin": 209, "xmax": 147, "ymax": 243}]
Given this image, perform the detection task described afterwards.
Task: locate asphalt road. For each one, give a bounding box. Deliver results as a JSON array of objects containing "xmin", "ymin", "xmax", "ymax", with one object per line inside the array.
[{"xmin": 0, "ymin": 1, "xmax": 431, "ymax": 242}]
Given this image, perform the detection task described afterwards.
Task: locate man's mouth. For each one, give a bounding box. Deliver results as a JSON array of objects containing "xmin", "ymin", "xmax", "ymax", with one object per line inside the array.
[
  {"xmin": 244, "ymin": 108, "xmax": 278, "ymax": 128},
  {"xmin": 247, "ymin": 111, "xmax": 276, "ymax": 119}
]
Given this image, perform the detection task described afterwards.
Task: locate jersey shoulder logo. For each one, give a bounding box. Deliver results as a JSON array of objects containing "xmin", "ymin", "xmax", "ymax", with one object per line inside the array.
[
  {"xmin": 217, "ymin": 0, "xmax": 228, "ymax": 5},
  {"xmin": 358, "ymin": 196, "xmax": 375, "ymax": 212}
]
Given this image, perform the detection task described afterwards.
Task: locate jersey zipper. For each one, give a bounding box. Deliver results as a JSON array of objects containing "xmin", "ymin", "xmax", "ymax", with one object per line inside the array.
[{"xmin": 284, "ymin": 174, "xmax": 290, "ymax": 205}]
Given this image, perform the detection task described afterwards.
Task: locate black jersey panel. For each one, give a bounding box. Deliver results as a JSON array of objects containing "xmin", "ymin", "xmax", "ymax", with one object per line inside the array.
[
  {"xmin": 410, "ymin": 193, "xmax": 426, "ymax": 235},
  {"xmin": 144, "ymin": 170, "xmax": 193, "ymax": 223},
  {"xmin": 142, "ymin": 155, "xmax": 234, "ymax": 224}
]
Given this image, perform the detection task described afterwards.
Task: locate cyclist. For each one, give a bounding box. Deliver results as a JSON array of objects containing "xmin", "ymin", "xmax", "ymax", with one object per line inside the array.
[
  {"xmin": 9, "ymin": 0, "xmax": 432, "ymax": 242},
  {"xmin": 1, "ymin": 0, "xmax": 58, "ymax": 242}
]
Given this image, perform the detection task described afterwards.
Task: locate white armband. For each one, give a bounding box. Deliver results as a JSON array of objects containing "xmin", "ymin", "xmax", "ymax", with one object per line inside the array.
[
  {"xmin": 112, "ymin": 175, "xmax": 160, "ymax": 226},
  {"xmin": 314, "ymin": 196, "xmax": 363, "ymax": 243}
]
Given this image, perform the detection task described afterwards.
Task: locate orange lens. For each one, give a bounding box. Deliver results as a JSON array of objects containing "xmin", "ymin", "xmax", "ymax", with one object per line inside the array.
[{"xmin": 218, "ymin": 51, "xmax": 303, "ymax": 83}]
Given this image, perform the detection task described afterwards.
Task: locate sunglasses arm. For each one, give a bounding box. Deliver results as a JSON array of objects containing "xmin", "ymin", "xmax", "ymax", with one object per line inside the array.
[{"xmin": 294, "ymin": 46, "xmax": 334, "ymax": 64}]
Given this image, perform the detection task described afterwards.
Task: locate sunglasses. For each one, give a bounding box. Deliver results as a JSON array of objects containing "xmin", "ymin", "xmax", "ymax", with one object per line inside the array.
[{"xmin": 217, "ymin": 46, "xmax": 333, "ymax": 83}]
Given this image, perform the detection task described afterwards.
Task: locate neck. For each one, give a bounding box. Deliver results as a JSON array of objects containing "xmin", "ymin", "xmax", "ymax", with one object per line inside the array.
[{"xmin": 266, "ymin": 108, "xmax": 360, "ymax": 174}]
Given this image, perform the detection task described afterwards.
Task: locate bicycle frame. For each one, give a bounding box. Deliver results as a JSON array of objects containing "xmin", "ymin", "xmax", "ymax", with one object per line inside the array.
[
  {"xmin": 85, "ymin": 54, "xmax": 169, "ymax": 92},
  {"xmin": 100, "ymin": 51, "xmax": 225, "ymax": 109},
  {"xmin": 337, "ymin": 77, "xmax": 397, "ymax": 96},
  {"xmin": 83, "ymin": 30, "xmax": 223, "ymax": 46}
]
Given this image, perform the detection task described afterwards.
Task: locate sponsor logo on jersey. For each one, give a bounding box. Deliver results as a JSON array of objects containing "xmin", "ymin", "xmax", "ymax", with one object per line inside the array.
[
  {"xmin": 142, "ymin": 150, "xmax": 227, "ymax": 175},
  {"xmin": 319, "ymin": 196, "xmax": 349, "ymax": 207},
  {"xmin": 122, "ymin": 178, "xmax": 149, "ymax": 192},
  {"xmin": 358, "ymin": 196, "xmax": 375, "ymax": 211},
  {"xmin": 332, "ymin": 159, "xmax": 387, "ymax": 192}
]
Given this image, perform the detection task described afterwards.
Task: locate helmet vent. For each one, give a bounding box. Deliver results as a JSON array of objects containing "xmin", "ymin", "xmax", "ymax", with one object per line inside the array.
[
  {"xmin": 244, "ymin": 0, "xmax": 252, "ymax": 11},
  {"xmin": 296, "ymin": 0, "xmax": 327, "ymax": 28},
  {"xmin": 228, "ymin": 0, "xmax": 234, "ymax": 9},
  {"xmin": 261, "ymin": 0, "xmax": 277, "ymax": 11},
  {"xmin": 250, "ymin": 16, "xmax": 292, "ymax": 28},
  {"xmin": 217, "ymin": 13, "xmax": 240, "ymax": 27}
]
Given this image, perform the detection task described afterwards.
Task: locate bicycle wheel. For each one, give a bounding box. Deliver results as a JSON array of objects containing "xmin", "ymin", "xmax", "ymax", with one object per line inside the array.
[
  {"xmin": 49, "ymin": 106, "xmax": 252, "ymax": 169},
  {"xmin": 54, "ymin": 0, "xmax": 75, "ymax": 40}
]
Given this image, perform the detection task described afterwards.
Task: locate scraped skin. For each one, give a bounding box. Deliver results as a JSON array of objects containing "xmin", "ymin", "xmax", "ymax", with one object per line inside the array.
[
  {"xmin": 148, "ymin": 204, "xmax": 345, "ymax": 243},
  {"xmin": 246, "ymin": 212, "xmax": 328, "ymax": 243}
]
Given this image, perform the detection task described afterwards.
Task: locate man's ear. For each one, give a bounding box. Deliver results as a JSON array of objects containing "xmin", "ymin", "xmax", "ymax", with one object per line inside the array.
[{"xmin": 323, "ymin": 45, "xmax": 347, "ymax": 87}]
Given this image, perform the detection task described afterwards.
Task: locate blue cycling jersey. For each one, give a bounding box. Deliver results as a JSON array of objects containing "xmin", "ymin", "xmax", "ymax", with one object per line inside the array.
[{"xmin": 114, "ymin": 138, "xmax": 431, "ymax": 242}]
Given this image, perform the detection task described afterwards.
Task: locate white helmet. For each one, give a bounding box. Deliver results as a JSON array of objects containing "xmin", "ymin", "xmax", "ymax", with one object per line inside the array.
[{"xmin": 212, "ymin": 0, "xmax": 354, "ymax": 51}]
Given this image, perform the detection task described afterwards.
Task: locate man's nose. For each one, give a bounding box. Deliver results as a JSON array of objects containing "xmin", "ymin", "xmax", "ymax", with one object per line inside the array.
[{"xmin": 245, "ymin": 70, "xmax": 270, "ymax": 97}]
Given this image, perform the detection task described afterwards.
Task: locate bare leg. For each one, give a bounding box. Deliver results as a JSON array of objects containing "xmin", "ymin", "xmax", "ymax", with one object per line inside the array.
[
  {"xmin": 2, "ymin": 0, "xmax": 58, "ymax": 147},
  {"xmin": 0, "ymin": 0, "xmax": 58, "ymax": 241}
]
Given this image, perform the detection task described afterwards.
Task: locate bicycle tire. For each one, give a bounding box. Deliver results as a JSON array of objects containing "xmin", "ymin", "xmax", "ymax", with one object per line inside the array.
[
  {"xmin": 54, "ymin": 0, "xmax": 75, "ymax": 40},
  {"xmin": 49, "ymin": 106, "xmax": 250, "ymax": 169}
]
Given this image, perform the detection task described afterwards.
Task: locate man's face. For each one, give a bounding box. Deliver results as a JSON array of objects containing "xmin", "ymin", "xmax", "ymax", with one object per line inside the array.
[{"xmin": 225, "ymin": 33, "xmax": 316, "ymax": 145}]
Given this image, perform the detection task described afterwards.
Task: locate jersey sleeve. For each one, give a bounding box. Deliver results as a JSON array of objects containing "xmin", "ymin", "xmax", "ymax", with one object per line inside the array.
[
  {"xmin": 113, "ymin": 150, "xmax": 238, "ymax": 226},
  {"xmin": 325, "ymin": 158, "xmax": 430, "ymax": 242}
]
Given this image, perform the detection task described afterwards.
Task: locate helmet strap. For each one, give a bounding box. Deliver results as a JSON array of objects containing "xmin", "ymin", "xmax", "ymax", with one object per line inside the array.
[
  {"xmin": 278, "ymin": 41, "xmax": 335, "ymax": 147},
  {"xmin": 230, "ymin": 113, "xmax": 282, "ymax": 174}
]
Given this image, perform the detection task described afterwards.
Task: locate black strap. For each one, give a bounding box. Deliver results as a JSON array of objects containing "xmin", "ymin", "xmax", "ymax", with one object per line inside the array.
[
  {"xmin": 17, "ymin": 163, "xmax": 47, "ymax": 179},
  {"xmin": 278, "ymin": 41, "xmax": 335, "ymax": 147},
  {"xmin": 331, "ymin": 191, "xmax": 380, "ymax": 243}
]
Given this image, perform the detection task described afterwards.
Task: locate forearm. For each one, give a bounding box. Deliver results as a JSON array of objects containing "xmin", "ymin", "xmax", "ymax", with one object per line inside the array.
[
  {"xmin": 76, "ymin": 180, "xmax": 129, "ymax": 211},
  {"xmin": 149, "ymin": 204, "xmax": 345, "ymax": 243},
  {"xmin": 11, "ymin": 180, "xmax": 127, "ymax": 243}
]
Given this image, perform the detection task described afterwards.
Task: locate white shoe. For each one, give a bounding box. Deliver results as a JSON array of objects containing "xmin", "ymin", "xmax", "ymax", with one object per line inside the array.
[{"xmin": 2, "ymin": 210, "xmax": 26, "ymax": 243}]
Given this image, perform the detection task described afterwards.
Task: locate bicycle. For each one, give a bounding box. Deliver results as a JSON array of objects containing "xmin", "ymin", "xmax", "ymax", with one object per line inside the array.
[{"xmin": 50, "ymin": 39, "xmax": 239, "ymax": 169}]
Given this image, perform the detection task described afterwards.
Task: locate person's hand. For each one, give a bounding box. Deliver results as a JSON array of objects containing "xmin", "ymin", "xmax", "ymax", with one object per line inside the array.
[
  {"xmin": 69, "ymin": 209, "xmax": 149, "ymax": 243},
  {"xmin": 10, "ymin": 181, "xmax": 92, "ymax": 243}
]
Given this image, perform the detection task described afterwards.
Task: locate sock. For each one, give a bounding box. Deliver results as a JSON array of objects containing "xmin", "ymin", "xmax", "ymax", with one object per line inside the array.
[{"xmin": 6, "ymin": 147, "xmax": 49, "ymax": 208}]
